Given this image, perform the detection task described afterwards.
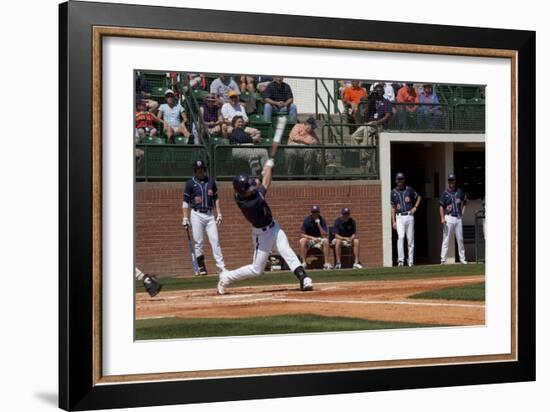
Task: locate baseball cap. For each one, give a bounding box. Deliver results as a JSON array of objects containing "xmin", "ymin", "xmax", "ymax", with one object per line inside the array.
[
  {"xmin": 395, "ymin": 172, "xmax": 405, "ymax": 180},
  {"xmin": 227, "ymin": 90, "xmax": 239, "ymax": 98},
  {"xmin": 447, "ymin": 173, "xmax": 456, "ymax": 181},
  {"xmin": 406, "ymin": 83, "xmax": 414, "ymax": 87},
  {"xmin": 341, "ymin": 207, "xmax": 351, "ymax": 215},
  {"xmin": 164, "ymin": 89, "xmax": 175, "ymax": 96},
  {"xmin": 311, "ymin": 205, "xmax": 321, "ymax": 213},
  {"xmin": 305, "ymin": 116, "xmax": 317, "ymax": 129},
  {"xmin": 192, "ymin": 159, "xmax": 207, "ymax": 170}
]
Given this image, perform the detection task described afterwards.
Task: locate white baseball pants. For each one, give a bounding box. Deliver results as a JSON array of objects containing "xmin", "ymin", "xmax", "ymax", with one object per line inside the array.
[
  {"xmin": 222, "ymin": 221, "xmax": 301, "ymax": 284},
  {"xmin": 440, "ymin": 215, "xmax": 466, "ymax": 263},
  {"xmin": 190, "ymin": 209, "xmax": 225, "ymax": 271},
  {"xmin": 396, "ymin": 214, "xmax": 415, "ymax": 265}
]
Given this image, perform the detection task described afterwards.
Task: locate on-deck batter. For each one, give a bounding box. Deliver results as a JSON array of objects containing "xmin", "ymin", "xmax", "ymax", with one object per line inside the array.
[
  {"xmin": 217, "ymin": 159, "xmax": 313, "ymax": 294},
  {"xmin": 182, "ymin": 160, "xmax": 226, "ymax": 275}
]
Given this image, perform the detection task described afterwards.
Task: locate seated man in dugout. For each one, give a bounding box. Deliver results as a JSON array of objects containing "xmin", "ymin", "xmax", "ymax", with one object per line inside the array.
[
  {"xmin": 299, "ymin": 205, "xmax": 333, "ymax": 270},
  {"xmin": 332, "ymin": 207, "xmax": 363, "ymax": 270},
  {"xmin": 285, "ymin": 117, "xmax": 322, "ymax": 176},
  {"xmin": 229, "ymin": 116, "xmax": 268, "ymax": 176}
]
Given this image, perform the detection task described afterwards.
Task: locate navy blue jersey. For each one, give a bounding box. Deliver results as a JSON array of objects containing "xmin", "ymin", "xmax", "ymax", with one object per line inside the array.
[
  {"xmin": 391, "ymin": 186, "xmax": 418, "ymax": 213},
  {"xmin": 440, "ymin": 188, "xmax": 467, "ymax": 217},
  {"xmin": 333, "ymin": 217, "xmax": 357, "ymax": 237},
  {"xmin": 183, "ymin": 176, "xmax": 218, "ymax": 211},
  {"xmin": 301, "ymin": 215, "xmax": 328, "ymax": 237},
  {"xmin": 235, "ymin": 185, "xmax": 273, "ymax": 228}
]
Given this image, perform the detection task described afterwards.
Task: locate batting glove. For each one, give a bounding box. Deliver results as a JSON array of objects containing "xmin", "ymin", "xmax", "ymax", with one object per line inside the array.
[
  {"xmin": 182, "ymin": 217, "xmax": 190, "ymax": 229},
  {"xmin": 265, "ymin": 158, "xmax": 275, "ymax": 168},
  {"xmin": 216, "ymin": 214, "xmax": 223, "ymax": 226}
]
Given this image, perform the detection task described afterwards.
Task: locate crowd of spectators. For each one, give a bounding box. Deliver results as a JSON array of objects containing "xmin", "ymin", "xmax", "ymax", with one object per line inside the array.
[{"xmin": 135, "ymin": 74, "xmax": 450, "ymax": 174}]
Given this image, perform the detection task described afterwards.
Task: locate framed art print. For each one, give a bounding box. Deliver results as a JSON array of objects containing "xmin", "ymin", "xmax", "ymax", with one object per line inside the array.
[{"xmin": 59, "ymin": 1, "xmax": 536, "ymax": 410}]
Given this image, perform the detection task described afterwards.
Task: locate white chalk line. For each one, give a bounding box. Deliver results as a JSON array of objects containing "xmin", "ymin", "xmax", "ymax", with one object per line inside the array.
[{"xmin": 265, "ymin": 297, "xmax": 484, "ymax": 309}]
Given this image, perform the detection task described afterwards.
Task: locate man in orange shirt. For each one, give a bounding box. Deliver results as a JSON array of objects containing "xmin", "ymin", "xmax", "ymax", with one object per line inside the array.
[
  {"xmin": 396, "ymin": 83, "xmax": 418, "ymax": 129},
  {"xmin": 285, "ymin": 117, "xmax": 322, "ymax": 175},
  {"xmin": 342, "ymin": 80, "xmax": 368, "ymax": 131}
]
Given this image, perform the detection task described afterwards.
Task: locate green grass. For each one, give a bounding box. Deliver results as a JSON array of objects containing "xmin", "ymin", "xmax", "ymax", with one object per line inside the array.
[
  {"xmin": 409, "ymin": 282, "xmax": 485, "ymax": 301},
  {"xmin": 136, "ymin": 264, "xmax": 484, "ymax": 293},
  {"xmin": 135, "ymin": 314, "xmax": 435, "ymax": 340}
]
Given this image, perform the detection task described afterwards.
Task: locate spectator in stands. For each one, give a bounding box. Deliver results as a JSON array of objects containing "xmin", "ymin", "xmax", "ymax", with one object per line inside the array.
[
  {"xmin": 299, "ymin": 205, "xmax": 333, "ymax": 270},
  {"xmin": 200, "ymin": 94, "xmax": 225, "ymax": 136},
  {"xmin": 416, "ymin": 84, "xmax": 442, "ymax": 129},
  {"xmin": 210, "ymin": 75, "xmax": 240, "ymax": 103},
  {"xmin": 396, "ymin": 83, "xmax": 419, "ymax": 129},
  {"xmin": 369, "ymin": 82, "xmax": 395, "ymax": 102},
  {"xmin": 343, "ymin": 80, "xmax": 368, "ymax": 123},
  {"xmin": 256, "ymin": 75, "xmax": 273, "ymax": 94},
  {"xmin": 135, "ymin": 99, "xmax": 162, "ymax": 139},
  {"xmin": 230, "ymin": 116, "xmax": 268, "ymax": 176},
  {"xmin": 338, "ymin": 80, "xmax": 352, "ymax": 98},
  {"xmin": 263, "ymin": 77, "xmax": 298, "ymax": 122},
  {"xmin": 222, "ymin": 91, "xmax": 261, "ymax": 139},
  {"xmin": 332, "ymin": 208, "xmax": 362, "ymax": 269},
  {"xmin": 158, "ymin": 89, "xmax": 191, "ymax": 143},
  {"xmin": 186, "ymin": 73, "xmax": 207, "ymax": 89},
  {"xmin": 135, "ymin": 73, "xmax": 159, "ymax": 113},
  {"xmin": 351, "ymin": 83, "xmax": 392, "ymax": 146},
  {"xmin": 239, "ymin": 75, "xmax": 256, "ymax": 94},
  {"xmin": 285, "ymin": 117, "xmax": 322, "ymax": 175}
]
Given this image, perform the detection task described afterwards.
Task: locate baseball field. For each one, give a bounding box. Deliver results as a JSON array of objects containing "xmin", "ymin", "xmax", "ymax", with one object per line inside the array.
[{"xmin": 135, "ymin": 263, "xmax": 485, "ymax": 340}]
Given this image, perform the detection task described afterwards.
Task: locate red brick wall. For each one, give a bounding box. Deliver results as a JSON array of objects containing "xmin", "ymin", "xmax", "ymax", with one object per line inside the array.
[{"xmin": 136, "ymin": 181, "xmax": 382, "ymax": 276}]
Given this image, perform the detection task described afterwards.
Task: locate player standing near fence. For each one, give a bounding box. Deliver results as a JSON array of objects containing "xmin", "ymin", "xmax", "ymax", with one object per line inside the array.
[
  {"xmin": 181, "ymin": 160, "xmax": 227, "ymax": 276},
  {"xmin": 439, "ymin": 173, "xmax": 468, "ymax": 264},
  {"xmin": 391, "ymin": 172, "xmax": 421, "ymax": 267}
]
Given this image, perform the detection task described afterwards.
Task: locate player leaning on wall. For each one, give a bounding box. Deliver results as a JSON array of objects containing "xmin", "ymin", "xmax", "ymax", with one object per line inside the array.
[{"xmin": 181, "ymin": 160, "xmax": 227, "ymax": 276}]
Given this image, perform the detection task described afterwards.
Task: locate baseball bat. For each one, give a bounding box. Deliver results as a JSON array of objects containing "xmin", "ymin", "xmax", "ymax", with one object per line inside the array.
[
  {"xmin": 185, "ymin": 226, "xmax": 200, "ymax": 276},
  {"xmin": 270, "ymin": 116, "xmax": 287, "ymax": 158}
]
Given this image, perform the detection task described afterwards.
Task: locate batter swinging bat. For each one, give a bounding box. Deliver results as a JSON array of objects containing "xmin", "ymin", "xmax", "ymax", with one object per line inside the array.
[
  {"xmin": 185, "ymin": 226, "xmax": 200, "ymax": 276},
  {"xmin": 270, "ymin": 115, "xmax": 287, "ymax": 158}
]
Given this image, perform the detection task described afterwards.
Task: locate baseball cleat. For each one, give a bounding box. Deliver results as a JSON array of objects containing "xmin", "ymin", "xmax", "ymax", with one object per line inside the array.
[
  {"xmin": 353, "ymin": 262, "xmax": 363, "ymax": 269},
  {"xmin": 301, "ymin": 276, "xmax": 314, "ymax": 291},
  {"xmin": 143, "ymin": 275, "xmax": 162, "ymax": 297},
  {"xmin": 397, "ymin": 261, "xmax": 404, "ymax": 267},
  {"xmin": 217, "ymin": 279, "xmax": 227, "ymax": 295},
  {"xmin": 323, "ymin": 263, "xmax": 333, "ymax": 270},
  {"xmin": 408, "ymin": 262, "xmax": 414, "ymax": 267},
  {"xmin": 334, "ymin": 263, "xmax": 342, "ymax": 270},
  {"xmin": 460, "ymin": 260, "xmax": 468, "ymax": 265}
]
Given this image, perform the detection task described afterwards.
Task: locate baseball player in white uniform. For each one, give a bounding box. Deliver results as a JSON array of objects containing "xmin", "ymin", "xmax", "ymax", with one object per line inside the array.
[
  {"xmin": 391, "ymin": 172, "xmax": 422, "ymax": 267},
  {"xmin": 216, "ymin": 160, "xmax": 313, "ymax": 294},
  {"xmin": 439, "ymin": 173, "xmax": 468, "ymax": 264},
  {"xmin": 182, "ymin": 160, "xmax": 226, "ymax": 275}
]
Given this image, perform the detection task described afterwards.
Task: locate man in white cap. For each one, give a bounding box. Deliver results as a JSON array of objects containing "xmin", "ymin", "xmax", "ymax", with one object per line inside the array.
[
  {"xmin": 439, "ymin": 173, "xmax": 468, "ymax": 264},
  {"xmin": 158, "ymin": 89, "xmax": 191, "ymax": 143}
]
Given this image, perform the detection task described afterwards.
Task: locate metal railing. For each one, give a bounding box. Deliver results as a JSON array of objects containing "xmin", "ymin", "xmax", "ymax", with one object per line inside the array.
[
  {"xmin": 135, "ymin": 144, "xmax": 208, "ymax": 181},
  {"xmin": 213, "ymin": 144, "xmax": 379, "ymax": 180},
  {"xmin": 474, "ymin": 209, "xmax": 486, "ymax": 263}
]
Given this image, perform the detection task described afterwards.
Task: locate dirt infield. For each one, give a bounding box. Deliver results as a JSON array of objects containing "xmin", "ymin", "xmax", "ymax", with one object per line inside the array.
[{"xmin": 136, "ymin": 275, "xmax": 485, "ymax": 326}]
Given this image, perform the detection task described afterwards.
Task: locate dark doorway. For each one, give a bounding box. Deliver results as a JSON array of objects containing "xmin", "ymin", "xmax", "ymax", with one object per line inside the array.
[{"xmin": 390, "ymin": 143, "xmax": 430, "ymax": 265}]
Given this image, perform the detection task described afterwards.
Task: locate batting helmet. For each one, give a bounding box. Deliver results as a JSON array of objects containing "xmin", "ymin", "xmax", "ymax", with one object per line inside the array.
[
  {"xmin": 192, "ymin": 159, "xmax": 207, "ymax": 171},
  {"xmin": 232, "ymin": 174, "xmax": 256, "ymax": 194}
]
